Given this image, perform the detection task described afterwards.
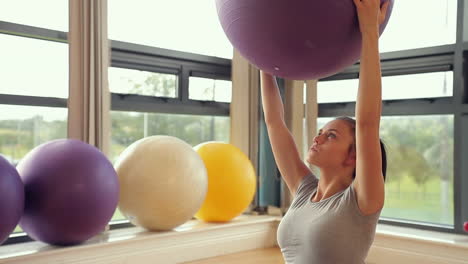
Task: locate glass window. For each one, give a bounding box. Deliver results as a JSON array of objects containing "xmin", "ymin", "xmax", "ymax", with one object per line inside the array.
[
  {"xmin": 0, "ymin": 105, "xmax": 67, "ymax": 166},
  {"xmin": 380, "ymin": 115, "xmax": 454, "ymax": 225},
  {"xmin": 0, "ymin": 0, "xmax": 68, "ymax": 31},
  {"xmin": 109, "ymin": 111, "xmax": 230, "ymax": 163},
  {"xmin": 380, "ymin": 0, "xmax": 456, "ymax": 52},
  {"xmin": 318, "ymin": 71, "xmax": 452, "ymax": 103},
  {"xmin": 108, "ymin": 0, "xmax": 232, "ymax": 59},
  {"xmin": 189, "ymin": 77, "xmax": 231, "ymax": 103},
  {"xmin": 318, "ymin": 79, "xmax": 357, "ymax": 103},
  {"xmin": 314, "ymin": 115, "xmax": 454, "ymax": 226},
  {"xmin": 109, "ymin": 111, "xmax": 230, "ymax": 221},
  {"xmin": 109, "ymin": 67, "xmax": 178, "ymax": 98},
  {"xmin": 0, "ymin": 34, "xmax": 68, "ymax": 98}
]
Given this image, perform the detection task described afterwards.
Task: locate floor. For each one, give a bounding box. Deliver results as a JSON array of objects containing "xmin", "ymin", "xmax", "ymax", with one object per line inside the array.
[{"xmin": 185, "ymin": 247, "xmax": 284, "ymax": 264}]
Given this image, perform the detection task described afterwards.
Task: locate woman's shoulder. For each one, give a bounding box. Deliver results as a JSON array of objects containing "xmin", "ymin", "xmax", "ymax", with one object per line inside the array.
[
  {"xmin": 342, "ymin": 183, "xmax": 382, "ymax": 219},
  {"xmin": 289, "ymin": 172, "xmax": 318, "ymax": 209}
]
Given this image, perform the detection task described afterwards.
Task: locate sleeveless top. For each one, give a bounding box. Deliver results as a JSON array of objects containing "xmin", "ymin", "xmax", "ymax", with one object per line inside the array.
[{"xmin": 277, "ymin": 173, "xmax": 381, "ymax": 264}]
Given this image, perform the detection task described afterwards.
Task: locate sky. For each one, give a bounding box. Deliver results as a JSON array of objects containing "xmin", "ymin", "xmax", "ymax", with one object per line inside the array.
[{"xmin": 0, "ymin": 0, "xmax": 457, "ymax": 121}]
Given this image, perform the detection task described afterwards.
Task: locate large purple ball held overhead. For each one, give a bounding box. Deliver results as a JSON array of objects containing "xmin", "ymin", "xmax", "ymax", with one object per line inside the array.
[
  {"xmin": 216, "ymin": 0, "xmax": 394, "ymax": 80},
  {"xmin": 16, "ymin": 139, "xmax": 119, "ymax": 246},
  {"xmin": 0, "ymin": 155, "xmax": 24, "ymax": 245}
]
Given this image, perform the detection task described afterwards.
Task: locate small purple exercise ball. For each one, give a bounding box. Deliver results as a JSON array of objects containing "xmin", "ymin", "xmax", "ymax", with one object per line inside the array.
[
  {"xmin": 16, "ymin": 139, "xmax": 119, "ymax": 246},
  {"xmin": 215, "ymin": 0, "xmax": 394, "ymax": 80},
  {"xmin": 0, "ymin": 155, "xmax": 24, "ymax": 245}
]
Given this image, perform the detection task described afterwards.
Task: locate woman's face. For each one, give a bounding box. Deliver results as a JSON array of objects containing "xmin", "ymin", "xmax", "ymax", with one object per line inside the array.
[{"xmin": 306, "ymin": 119, "xmax": 355, "ymax": 169}]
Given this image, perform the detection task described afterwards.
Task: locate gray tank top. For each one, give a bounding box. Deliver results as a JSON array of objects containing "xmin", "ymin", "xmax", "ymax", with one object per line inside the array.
[{"xmin": 277, "ymin": 173, "xmax": 380, "ymax": 264}]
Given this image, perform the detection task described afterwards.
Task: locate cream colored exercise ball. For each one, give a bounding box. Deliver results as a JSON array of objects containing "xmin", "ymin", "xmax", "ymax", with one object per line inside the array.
[{"xmin": 114, "ymin": 135, "xmax": 208, "ymax": 231}]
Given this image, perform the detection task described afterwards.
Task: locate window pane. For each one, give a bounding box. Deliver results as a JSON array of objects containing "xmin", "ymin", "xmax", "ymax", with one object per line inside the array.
[
  {"xmin": 381, "ymin": 115, "xmax": 454, "ymax": 225},
  {"xmin": 189, "ymin": 77, "xmax": 232, "ymax": 103},
  {"xmin": 0, "ymin": 105, "xmax": 68, "ymax": 166},
  {"xmin": 110, "ymin": 111, "xmax": 230, "ymax": 163},
  {"xmin": 318, "ymin": 71, "xmax": 452, "ymax": 103},
  {"xmin": 0, "ymin": 34, "xmax": 68, "ymax": 98},
  {"xmin": 0, "ymin": 105, "xmax": 67, "ymax": 235},
  {"xmin": 0, "ymin": 0, "xmax": 68, "ymax": 31},
  {"xmin": 380, "ymin": 0, "xmax": 456, "ymax": 52},
  {"xmin": 109, "ymin": 67, "xmax": 178, "ymax": 98},
  {"xmin": 109, "ymin": 111, "xmax": 230, "ymax": 221},
  {"xmin": 316, "ymin": 115, "xmax": 454, "ymax": 226},
  {"xmin": 108, "ymin": 0, "xmax": 232, "ymax": 59}
]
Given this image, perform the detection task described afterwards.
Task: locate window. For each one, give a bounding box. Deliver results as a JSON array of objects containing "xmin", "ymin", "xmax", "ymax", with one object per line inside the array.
[
  {"xmin": 380, "ymin": 115, "xmax": 454, "ymax": 226},
  {"xmin": 0, "ymin": 35, "xmax": 68, "ymax": 98},
  {"xmin": 0, "ymin": 104, "xmax": 68, "ymax": 234},
  {"xmin": 110, "ymin": 111, "xmax": 230, "ymax": 163},
  {"xmin": 109, "ymin": 67, "xmax": 178, "ymax": 98},
  {"xmin": 318, "ymin": 71, "xmax": 452, "ymax": 103},
  {"xmin": 108, "ymin": 0, "xmax": 233, "ymax": 59},
  {"xmin": 1, "ymin": 2, "xmax": 70, "ymax": 241},
  {"xmin": 380, "ymin": 0, "xmax": 456, "ymax": 52},
  {"xmin": 0, "ymin": 0, "xmax": 68, "ymax": 31},
  {"xmin": 0, "ymin": 105, "xmax": 67, "ymax": 166},
  {"xmin": 189, "ymin": 77, "xmax": 232, "ymax": 103}
]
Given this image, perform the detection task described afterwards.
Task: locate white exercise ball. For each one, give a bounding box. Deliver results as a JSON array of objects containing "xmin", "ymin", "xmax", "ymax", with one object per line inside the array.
[{"xmin": 114, "ymin": 135, "xmax": 208, "ymax": 231}]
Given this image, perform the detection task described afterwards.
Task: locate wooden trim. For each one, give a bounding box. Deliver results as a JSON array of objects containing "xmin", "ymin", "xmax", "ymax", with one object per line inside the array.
[
  {"xmin": 248, "ymin": 63, "xmax": 260, "ymax": 178},
  {"xmin": 282, "ymin": 80, "xmax": 305, "ymax": 209},
  {"xmin": 367, "ymin": 230, "xmax": 468, "ymax": 264},
  {"xmin": 305, "ymin": 80, "xmax": 318, "ymax": 173},
  {"xmin": 284, "ymin": 80, "xmax": 304, "ymax": 159},
  {"xmin": 230, "ymin": 50, "xmax": 260, "ymax": 171}
]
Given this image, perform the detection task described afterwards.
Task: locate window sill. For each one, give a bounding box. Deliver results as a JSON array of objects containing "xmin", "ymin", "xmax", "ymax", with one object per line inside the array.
[
  {"xmin": 2, "ymin": 216, "xmax": 468, "ymax": 264},
  {"xmin": 368, "ymin": 224, "xmax": 468, "ymax": 264},
  {"xmin": 0, "ymin": 215, "xmax": 280, "ymax": 264}
]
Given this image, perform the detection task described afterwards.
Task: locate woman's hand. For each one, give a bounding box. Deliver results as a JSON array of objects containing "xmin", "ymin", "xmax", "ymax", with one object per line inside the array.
[{"xmin": 353, "ymin": 0, "xmax": 390, "ymax": 36}]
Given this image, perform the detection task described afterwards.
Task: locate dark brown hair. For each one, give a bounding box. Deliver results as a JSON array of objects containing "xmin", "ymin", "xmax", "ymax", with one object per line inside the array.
[{"xmin": 334, "ymin": 116, "xmax": 387, "ymax": 182}]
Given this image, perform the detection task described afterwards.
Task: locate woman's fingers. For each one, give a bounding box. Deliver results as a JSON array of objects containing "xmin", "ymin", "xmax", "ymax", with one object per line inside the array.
[{"xmin": 379, "ymin": 1, "xmax": 390, "ymax": 24}]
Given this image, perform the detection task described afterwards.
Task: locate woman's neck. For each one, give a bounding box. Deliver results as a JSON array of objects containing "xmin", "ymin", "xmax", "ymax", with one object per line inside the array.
[{"xmin": 312, "ymin": 169, "xmax": 353, "ymax": 202}]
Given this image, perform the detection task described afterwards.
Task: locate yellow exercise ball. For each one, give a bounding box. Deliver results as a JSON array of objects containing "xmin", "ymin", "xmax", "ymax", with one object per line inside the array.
[
  {"xmin": 194, "ymin": 142, "xmax": 256, "ymax": 222},
  {"xmin": 114, "ymin": 135, "xmax": 208, "ymax": 231}
]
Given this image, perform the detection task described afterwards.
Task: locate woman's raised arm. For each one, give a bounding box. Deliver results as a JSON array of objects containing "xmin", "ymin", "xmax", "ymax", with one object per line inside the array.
[
  {"xmin": 260, "ymin": 71, "xmax": 310, "ymax": 195},
  {"xmin": 353, "ymin": 0, "xmax": 389, "ymax": 215}
]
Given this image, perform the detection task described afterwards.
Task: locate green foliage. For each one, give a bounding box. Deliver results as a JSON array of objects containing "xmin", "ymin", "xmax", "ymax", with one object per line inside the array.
[
  {"xmin": 380, "ymin": 116, "xmax": 453, "ymax": 187},
  {"xmin": 382, "ymin": 174, "xmax": 454, "ymax": 225},
  {"xmin": 0, "ymin": 115, "xmax": 67, "ymax": 163},
  {"xmin": 379, "ymin": 115, "xmax": 454, "ymax": 224},
  {"xmin": 128, "ymin": 72, "xmax": 177, "ymax": 97}
]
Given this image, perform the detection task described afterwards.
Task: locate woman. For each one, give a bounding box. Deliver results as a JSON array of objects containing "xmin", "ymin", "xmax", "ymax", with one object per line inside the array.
[{"xmin": 260, "ymin": 0, "xmax": 389, "ymax": 263}]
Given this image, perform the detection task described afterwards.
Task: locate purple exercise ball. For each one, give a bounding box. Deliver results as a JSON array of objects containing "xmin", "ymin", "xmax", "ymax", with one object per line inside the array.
[
  {"xmin": 0, "ymin": 155, "xmax": 24, "ymax": 245},
  {"xmin": 16, "ymin": 139, "xmax": 119, "ymax": 246},
  {"xmin": 216, "ymin": 0, "xmax": 394, "ymax": 80}
]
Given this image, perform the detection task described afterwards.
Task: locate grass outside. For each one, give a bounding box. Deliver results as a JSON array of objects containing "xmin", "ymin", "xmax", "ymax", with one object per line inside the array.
[{"xmin": 382, "ymin": 175, "xmax": 454, "ymax": 225}]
